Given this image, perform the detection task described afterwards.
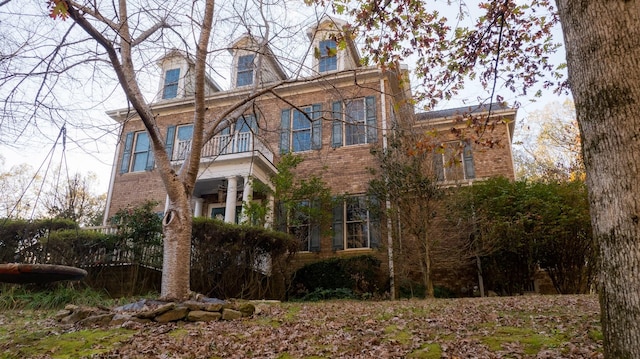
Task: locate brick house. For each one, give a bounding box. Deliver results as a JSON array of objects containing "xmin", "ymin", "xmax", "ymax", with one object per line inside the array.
[{"xmin": 103, "ymin": 16, "xmax": 517, "ymax": 279}]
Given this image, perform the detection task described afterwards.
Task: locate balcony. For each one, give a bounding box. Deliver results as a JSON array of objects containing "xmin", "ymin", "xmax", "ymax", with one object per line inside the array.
[{"xmin": 172, "ymin": 132, "xmax": 274, "ymax": 163}]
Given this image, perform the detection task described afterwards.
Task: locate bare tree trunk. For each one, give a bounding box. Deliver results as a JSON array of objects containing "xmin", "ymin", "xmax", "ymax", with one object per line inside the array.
[
  {"xmin": 476, "ymin": 255, "xmax": 485, "ymax": 298},
  {"xmin": 423, "ymin": 233, "xmax": 434, "ymax": 298},
  {"xmin": 158, "ymin": 0, "xmax": 215, "ymax": 301},
  {"xmin": 161, "ymin": 199, "xmax": 193, "ymax": 300},
  {"xmin": 556, "ymin": 1, "xmax": 640, "ymax": 357}
]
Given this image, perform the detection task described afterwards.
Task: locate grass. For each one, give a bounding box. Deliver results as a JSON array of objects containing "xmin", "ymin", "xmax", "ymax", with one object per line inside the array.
[
  {"xmin": 407, "ymin": 343, "xmax": 443, "ymax": 359},
  {"xmin": 0, "ymin": 294, "xmax": 602, "ymax": 358},
  {"xmin": 0, "ymin": 283, "xmax": 112, "ymax": 310},
  {"xmin": 384, "ymin": 324, "xmax": 412, "ymax": 345},
  {"xmin": 4, "ymin": 328, "xmax": 134, "ymax": 359},
  {"xmin": 479, "ymin": 326, "xmax": 567, "ymax": 355}
]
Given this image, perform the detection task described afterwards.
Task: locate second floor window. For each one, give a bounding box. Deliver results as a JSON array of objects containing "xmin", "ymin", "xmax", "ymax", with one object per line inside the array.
[
  {"xmin": 318, "ymin": 40, "xmax": 337, "ymax": 72},
  {"xmin": 236, "ymin": 55, "xmax": 254, "ymax": 87},
  {"xmin": 280, "ymin": 105, "xmax": 322, "ymax": 153},
  {"xmin": 331, "ymin": 97, "xmax": 377, "ymax": 148},
  {"xmin": 120, "ymin": 131, "xmax": 154, "ymax": 173},
  {"xmin": 162, "ymin": 68, "xmax": 180, "ymax": 99},
  {"xmin": 433, "ymin": 140, "xmax": 476, "ymax": 182}
]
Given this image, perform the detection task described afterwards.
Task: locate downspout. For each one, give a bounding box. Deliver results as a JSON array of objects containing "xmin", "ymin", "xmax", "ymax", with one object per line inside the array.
[
  {"xmin": 102, "ymin": 122, "xmax": 123, "ymax": 226},
  {"xmin": 380, "ymin": 76, "xmax": 396, "ymax": 300}
]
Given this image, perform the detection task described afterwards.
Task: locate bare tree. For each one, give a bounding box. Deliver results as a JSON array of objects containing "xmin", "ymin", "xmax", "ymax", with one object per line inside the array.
[
  {"xmin": 2, "ymin": 0, "xmax": 347, "ymax": 300},
  {"xmin": 369, "ymin": 125, "xmax": 443, "ymax": 297},
  {"xmin": 515, "ymin": 100, "xmax": 584, "ymax": 181},
  {"xmin": 0, "ymin": 159, "xmax": 41, "ymax": 219},
  {"xmin": 41, "ymin": 170, "xmax": 105, "ymax": 226}
]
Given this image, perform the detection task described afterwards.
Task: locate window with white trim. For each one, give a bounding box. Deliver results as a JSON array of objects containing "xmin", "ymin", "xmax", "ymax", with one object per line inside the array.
[
  {"xmin": 433, "ymin": 140, "xmax": 476, "ymax": 181},
  {"xmin": 162, "ymin": 68, "xmax": 180, "ymax": 99},
  {"xmin": 289, "ymin": 201, "xmax": 312, "ymax": 252},
  {"xmin": 318, "ymin": 40, "xmax": 337, "ymax": 72},
  {"xmin": 331, "ymin": 97, "xmax": 377, "ymax": 148},
  {"xmin": 275, "ymin": 200, "xmax": 320, "ymax": 252},
  {"xmin": 236, "ymin": 55, "xmax": 254, "ymax": 87},
  {"xmin": 280, "ymin": 105, "xmax": 322, "ymax": 153},
  {"xmin": 164, "ymin": 124, "xmax": 192, "ymax": 161},
  {"xmin": 120, "ymin": 131, "xmax": 154, "ymax": 173},
  {"xmin": 332, "ymin": 196, "xmax": 380, "ymax": 250}
]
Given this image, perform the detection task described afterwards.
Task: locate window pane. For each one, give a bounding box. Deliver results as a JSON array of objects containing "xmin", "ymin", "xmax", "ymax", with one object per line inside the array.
[
  {"xmin": 292, "ymin": 108, "xmax": 311, "ymax": 152},
  {"xmin": 163, "ymin": 69, "xmax": 180, "ymax": 99},
  {"xmin": 237, "ymin": 115, "xmax": 256, "ymax": 133},
  {"xmin": 345, "ymin": 197, "xmax": 368, "ymax": 248},
  {"xmin": 289, "ymin": 201, "xmax": 311, "ymax": 251},
  {"xmin": 345, "ymin": 100, "xmax": 366, "ymax": 145},
  {"xmin": 292, "ymin": 109, "xmax": 311, "ymax": 130},
  {"xmin": 132, "ymin": 132, "xmax": 149, "ymax": 172},
  {"xmin": 292, "ymin": 132, "xmax": 311, "ymax": 152},
  {"xmin": 318, "ymin": 40, "xmax": 337, "ymax": 72},
  {"xmin": 443, "ymin": 142, "xmax": 464, "ymax": 181},
  {"xmin": 237, "ymin": 55, "xmax": 254, "ymax": 86},
  {"xmin": 347, "ymin": 222, "xmax": 368, "ymax": 248},
  {"xmin": 177, "ymin": 125, "xmax": 193, "ymax": 141}
]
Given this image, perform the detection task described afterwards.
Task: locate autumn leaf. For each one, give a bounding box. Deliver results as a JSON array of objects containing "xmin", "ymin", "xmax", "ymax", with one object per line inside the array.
[{"xmin": 47, "ymin": 0, "xmax": 69, "ymax": 20}]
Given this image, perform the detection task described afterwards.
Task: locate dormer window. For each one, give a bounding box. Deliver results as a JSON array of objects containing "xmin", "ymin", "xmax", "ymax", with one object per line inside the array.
[
  {"xmin": 162, "ymin": 68, "xmax": 180, "ymax": 99},
  {"xmin": 318, "ymin": 40, "xmax": 337, "ymax": 72},
  {"xmin": 236, "ymin": 55, "xmax": 255, "ymax": 87}
]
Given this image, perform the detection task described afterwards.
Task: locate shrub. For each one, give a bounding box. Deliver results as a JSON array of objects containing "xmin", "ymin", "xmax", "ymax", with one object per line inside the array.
[
  {"xmin": 289, "ymin": 255, "xmax": 387, "ymax": 299},
  {"xmin": 298, "ymin": 287, "xmax": 356, "ymax": 301},
  {"xmin": 0, "ymin": 218, "xmax": 79, "ymax": 263},
  {"xmin": 191, "ymin": 217, "xmax": 298, "ymax": 299}
]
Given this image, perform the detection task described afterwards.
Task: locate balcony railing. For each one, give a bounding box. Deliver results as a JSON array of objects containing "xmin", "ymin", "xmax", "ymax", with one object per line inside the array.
[{"xmin": 173, "ymin": 132, "xmax": 273, "ymax": 162}]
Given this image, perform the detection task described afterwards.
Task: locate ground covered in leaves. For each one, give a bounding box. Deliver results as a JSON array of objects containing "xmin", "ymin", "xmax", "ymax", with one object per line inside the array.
[{"xmin": 0, "ymin": 295, "xmax": 602, "ymax": 358}]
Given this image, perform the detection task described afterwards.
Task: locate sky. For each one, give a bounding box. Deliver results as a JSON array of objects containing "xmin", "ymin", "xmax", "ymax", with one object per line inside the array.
[{"xmin": 0, "ymin": 1, "xmax": 570, "ymax": 197}]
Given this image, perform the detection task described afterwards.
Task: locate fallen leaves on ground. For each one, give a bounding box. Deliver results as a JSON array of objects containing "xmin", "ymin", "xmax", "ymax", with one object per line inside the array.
[{"xmin": 0, "ymin": 294, "xmax": 602, "ymax": 358}]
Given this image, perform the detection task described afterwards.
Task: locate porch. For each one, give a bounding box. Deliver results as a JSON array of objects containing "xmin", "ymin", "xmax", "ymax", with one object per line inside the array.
[{"xmin": 170, "ymin": 132, "xmax": 277, "ymax": 225}]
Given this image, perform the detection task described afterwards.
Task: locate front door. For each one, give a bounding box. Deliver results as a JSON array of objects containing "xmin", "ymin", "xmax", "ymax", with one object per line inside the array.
[{"xmin": 209, "ymin": 204, "xmax": 242, "ymax": 224}]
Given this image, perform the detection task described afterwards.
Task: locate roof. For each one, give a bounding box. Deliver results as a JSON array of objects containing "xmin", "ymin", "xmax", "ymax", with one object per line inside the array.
[
  {"xmin": 228, "ymin": 35, "xmax": 288, "ymax": 81},
  {"xmin": 416, "ymin": 103, "xmax": 514, "ymax": 121}
]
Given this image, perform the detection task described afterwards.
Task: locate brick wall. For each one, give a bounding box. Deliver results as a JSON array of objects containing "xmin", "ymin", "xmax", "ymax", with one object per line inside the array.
[
  {"xmin": 107, "ymin": 71, "xmax": 389, "ymax": 217},
  {"xmin": 106, "ymin": 69, "xmax": 516, "ymax": 295}
]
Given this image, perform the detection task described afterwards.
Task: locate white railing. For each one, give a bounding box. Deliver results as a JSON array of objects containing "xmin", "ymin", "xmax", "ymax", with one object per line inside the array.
[
  {"xmin": 83, "ymin": 225, "xmax": 119, "ymax": 235},
  {"xmin": 173, "ymin": 132, "xmax": 273, "ymax": 162}
]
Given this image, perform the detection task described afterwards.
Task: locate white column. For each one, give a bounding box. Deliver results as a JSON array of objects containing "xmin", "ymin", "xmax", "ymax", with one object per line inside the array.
[
  {"xmin": 193, "ymin": 198, "xmax": 203, "ymax": 217},
  {"xmin": 240, "ymin": 176, "xmax": 253, "ymax": 224},
  {"xmin": 224, "ymin": 176, "xmax": 238, "ymax": 223}
]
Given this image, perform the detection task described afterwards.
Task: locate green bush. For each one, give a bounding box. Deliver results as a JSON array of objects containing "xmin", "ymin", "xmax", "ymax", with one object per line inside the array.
[
  {"xmin": 289, "ymin": 255, "xmax": 387, "ymax": 299},
  {"xmin": 0, "ymin": 218, "xmax": 79, "ymax": 263},
  {"xmin": 191, "ymin": 217, "xmax": 298, "ymax": 299},
  {"xmin": 298, "ymin": 287, "xmax": 356, "ymax": 301},
  {"xmin": 398, "ymin": 279, "xmax": 426, "ymax": 299},
  {"xmin": 433, "ymin": 286, "xmax": 456, "ymax": 298}
]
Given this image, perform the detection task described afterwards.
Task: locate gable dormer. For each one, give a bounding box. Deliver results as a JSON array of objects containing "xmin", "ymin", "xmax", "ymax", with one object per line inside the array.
[
  {"xmin": 229, "ymin": 35, "xmax": 288, "ymax": 89},
  {"xmin": 156, "ymin": 49, "xmax": 221, "ymax": 101},
  {"xmin": 307, "ymin": 16, "xmax": 361, "ymax": 74}
]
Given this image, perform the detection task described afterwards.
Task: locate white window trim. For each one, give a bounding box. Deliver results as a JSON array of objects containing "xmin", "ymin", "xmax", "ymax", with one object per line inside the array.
[
  {"xmin": 131, "ymin": 131, "xmax": 151, "ymax": 173},
  {"xmin": 341, "ymin": 196, "xmax": 372, "ymax": 250},
  {"xmin": 436, "ymin": 140, "xmax": 474, "ymax": 182},
  {"xmin": 343, "ymin": 98, "xmax": 368, "ymax": 146},
  {"xmin": 289, "ymin": 106, "xmax": 313, "ymax": 153}
]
